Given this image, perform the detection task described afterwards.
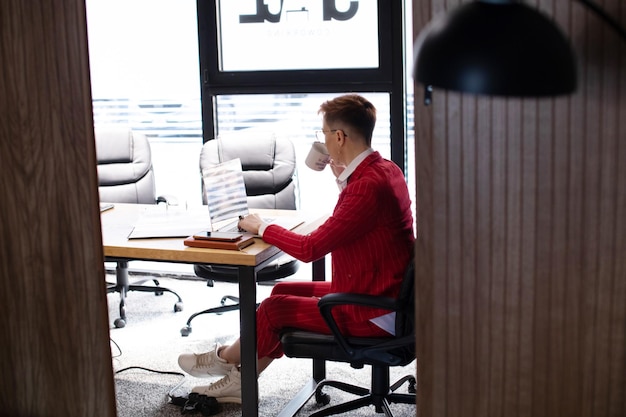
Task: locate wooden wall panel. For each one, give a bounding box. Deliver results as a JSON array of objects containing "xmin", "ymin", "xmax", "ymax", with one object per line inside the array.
[
  {"xmin": 413, "ymin": 1, "xmax": 625, "ymax": 416},
  {"xmin": 0, "ymin": 0, "xmax": 116, "ymax": 415}
]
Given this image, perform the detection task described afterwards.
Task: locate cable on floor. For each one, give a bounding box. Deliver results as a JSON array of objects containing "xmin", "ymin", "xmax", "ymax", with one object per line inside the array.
[{"xmin": 113, "ymin": 364, "xmax": 220, "ymax": 415}]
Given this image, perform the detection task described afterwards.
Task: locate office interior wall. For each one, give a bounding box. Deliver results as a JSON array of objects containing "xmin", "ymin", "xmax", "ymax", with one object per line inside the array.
[
  {"xmin": 0, "ymin": 1, "xmax": 116, "ymax": 415},
  {"xmin": 412, "ymin": 1, "xmax": 625, "ymax": 416}
]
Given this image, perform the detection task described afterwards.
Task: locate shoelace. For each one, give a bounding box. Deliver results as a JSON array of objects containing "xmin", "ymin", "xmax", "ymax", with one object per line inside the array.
[
  {"xmin": 195, "ymin": 352, "xmax": 215, "ymax": 369},
  {"xmin": 207, "ymin": 373, "xmax": 232, "ymax": 391}
]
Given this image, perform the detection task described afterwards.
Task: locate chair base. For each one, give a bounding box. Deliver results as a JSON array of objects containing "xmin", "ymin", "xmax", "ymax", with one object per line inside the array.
[
  {"xmin": 307, "ymin": 368, "xmax": 415, "ymax": 417},
  {"xmin": 107, "ymin": 260, "xmax": 183, "ymax": 328},
  {"xmin": 180, "ymin": 295, "xmax": 259, "ymax": 336}
]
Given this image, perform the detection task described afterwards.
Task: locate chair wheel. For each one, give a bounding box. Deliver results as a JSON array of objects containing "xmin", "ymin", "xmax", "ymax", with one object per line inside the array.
[
  {"xmin": 408, "ymin": 377, "xmax": 416, "ymax": 393},
  {"xmin": 114, "ymin": 318, "xmax": 126, "ymax": 328},
  {"xmin": 181, "ymin": 326, "xmax": 192, "ymax": 337},
  {"xmin": 174, "ymin": 302, "xmax": 184, "ymax": 312},
  {"xmin": 315, "ymin": 390, "xmax": 330, "ymax": 406},
  {"xmin": 155, "ymin": 291, "xmax": 164, "ymax": 296}
]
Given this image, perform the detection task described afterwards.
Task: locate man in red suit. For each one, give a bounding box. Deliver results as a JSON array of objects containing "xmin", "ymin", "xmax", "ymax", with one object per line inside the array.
[{"xmin": 178, "ymin": 94, "xmax": 415, "ymax": 403}]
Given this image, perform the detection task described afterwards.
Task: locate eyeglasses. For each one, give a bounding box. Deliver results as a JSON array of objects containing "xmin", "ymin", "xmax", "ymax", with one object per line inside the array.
[{"xmin": 315, "ymin": 129, "xmax": 339, "ymax": 142}]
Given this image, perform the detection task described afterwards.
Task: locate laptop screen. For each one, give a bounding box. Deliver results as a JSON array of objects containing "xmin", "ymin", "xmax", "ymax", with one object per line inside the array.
[{"xmin": 202, "ymin": 158, "xmax": 249, "ymax": 229}]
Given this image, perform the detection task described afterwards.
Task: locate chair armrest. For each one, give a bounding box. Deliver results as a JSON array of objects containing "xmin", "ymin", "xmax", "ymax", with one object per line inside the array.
[
  {"xmin": 317, "ymin": 293, "xmax": 400, "ymax": 360},
  {"xmin": 318, "ymin": 292, "xmax": 397, "ymax": 312}
]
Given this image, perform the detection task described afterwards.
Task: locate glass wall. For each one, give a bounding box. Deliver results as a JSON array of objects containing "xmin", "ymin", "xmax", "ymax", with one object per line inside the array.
[
  {"xmin": 87, "ymin": 0, "xmax": 203, "ymax": 205},
  {"xmin": 87, "ymin": 0, "xmax": 414, "ymax": 218}
]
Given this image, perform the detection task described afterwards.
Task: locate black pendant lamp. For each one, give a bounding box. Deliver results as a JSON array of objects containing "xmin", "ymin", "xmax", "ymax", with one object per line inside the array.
[{"xmin": 413, "ymin": 0, "xmax": 578, "ymax": 97}]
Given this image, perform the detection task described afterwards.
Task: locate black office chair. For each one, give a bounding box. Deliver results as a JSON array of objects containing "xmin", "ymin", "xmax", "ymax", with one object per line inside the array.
[
  {"xmin": 279, "ymin": 260, "xmax": 416, "ymax": 417},
  {"xmin": 180, "ymin": 131, "xmax": 300, "ymax": 336},
  {"xmin": 95, "ymin": 126, "xmax": 183, "ymax": 328}
]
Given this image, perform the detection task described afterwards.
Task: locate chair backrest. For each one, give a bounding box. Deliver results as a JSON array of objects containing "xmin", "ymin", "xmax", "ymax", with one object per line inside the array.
[
  {"xmin": 395, "ymin": 258, "xmax": 415, "ymax": 338},
  {"xmin": 347, "ymin": 258, "xmax": 416, "ymax": 367},
  {"xmin": 95, "ymin": 127, "xmax": 157, "ymax": 204},
  {"xmin": 199, "ymin": 131, "xmax": 298, "ymax": 210},
  {"xmin": 387, "ymin": 258, "xmax": 416, "ymax": 365},
  {"xmin": 341, "ymin": 258, "xmax": 415, "ymax": 367}
]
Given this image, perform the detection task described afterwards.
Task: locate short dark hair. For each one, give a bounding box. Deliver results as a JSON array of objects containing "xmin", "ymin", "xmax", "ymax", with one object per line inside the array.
[{"xmin": 318, "ymin": 94, "xmax": 376, "ymax": 145}]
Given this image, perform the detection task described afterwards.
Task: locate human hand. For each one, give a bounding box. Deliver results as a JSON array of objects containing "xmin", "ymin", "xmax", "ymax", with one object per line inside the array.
[
  {"xmin": 238, "ymin": 214, "xmax": 264, "ymax": 235},
  {"xmin": 329, "ymin": 159, "xmax": 346, "ymax": 178}
]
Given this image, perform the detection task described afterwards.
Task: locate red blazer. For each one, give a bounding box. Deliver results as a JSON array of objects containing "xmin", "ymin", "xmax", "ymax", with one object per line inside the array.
[{"xmin": 262, "ymin": 151, "xmax": 415, "ymax": 324}]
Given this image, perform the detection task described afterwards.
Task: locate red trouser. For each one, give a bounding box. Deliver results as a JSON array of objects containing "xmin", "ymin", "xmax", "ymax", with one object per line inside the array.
[{"xmin": 256, "ymin": 281, "xmax": 391, "ymax": 359}]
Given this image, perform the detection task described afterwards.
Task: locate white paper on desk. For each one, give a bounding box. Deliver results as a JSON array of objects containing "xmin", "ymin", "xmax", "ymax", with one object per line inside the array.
[{"xmin": 128, "ymin": 207, "xmax": 212, "ymax": 239}]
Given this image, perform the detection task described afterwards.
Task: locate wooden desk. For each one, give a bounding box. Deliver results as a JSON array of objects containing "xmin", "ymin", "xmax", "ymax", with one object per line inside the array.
[{"xmin": 101, "ymin": 203, "xmax": 327, "ymax": 417}]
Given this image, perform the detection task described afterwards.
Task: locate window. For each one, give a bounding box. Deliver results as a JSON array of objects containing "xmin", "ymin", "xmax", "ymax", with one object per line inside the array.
[
  {"xmin": 198, "ymin": 0, "xmax": 406, "ymax": 179},
  {"xmin": 87, "ymin": 0, "xmax": 414, "ymax": 217},
  {"xmin": 197, "ymin": 0, "xmax": 397, "ymax": 92},
  {"xmin": 217, "ymin": 0, "xmax": 380, "ymax": 71},
  {"xmin": 214, "ymin": 92, "xmax": 392, "ymax": 213},
  {"xmin": 86, "ymin": 0, "xmax": 204, "ymax": 204}
]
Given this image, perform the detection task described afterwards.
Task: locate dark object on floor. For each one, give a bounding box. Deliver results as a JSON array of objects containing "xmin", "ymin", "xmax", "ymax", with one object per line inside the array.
[{"xmin": 170, "ymin": 393, "xmax": 220, "ymax": 416}]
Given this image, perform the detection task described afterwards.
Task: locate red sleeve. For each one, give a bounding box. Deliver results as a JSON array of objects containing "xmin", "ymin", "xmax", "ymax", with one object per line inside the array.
[
  {"xmin": 262, "ymin": 175, "xmax": 381, "ymax": 262},
  {"xmin": 262, "ymin": 152, "xmax": 414, "ymax": 269}
]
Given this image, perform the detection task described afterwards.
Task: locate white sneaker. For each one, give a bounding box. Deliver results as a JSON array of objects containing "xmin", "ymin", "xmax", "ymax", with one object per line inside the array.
[
  {"xmin": 178, "ymin": 344, "xmax": 236, "ymax": 377},
  {"xmin": 191, "ymin": 367, "xmax": 242, "ymax": 404}
]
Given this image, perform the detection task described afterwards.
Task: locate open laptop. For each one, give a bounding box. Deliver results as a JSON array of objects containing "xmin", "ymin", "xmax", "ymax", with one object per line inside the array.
[
  {"xmin": 126, "ymin": 158, "xmax": 302, "ymax": 239},
  {"xmin": 203, "ymin": 158, "xmax": 304, "ymax": 235}
]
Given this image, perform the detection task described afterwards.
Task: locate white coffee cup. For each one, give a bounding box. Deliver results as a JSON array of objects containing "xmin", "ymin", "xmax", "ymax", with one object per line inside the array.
[{"xmin": 305, "ymin": 142, "xmax": 331, "ymax": 171}]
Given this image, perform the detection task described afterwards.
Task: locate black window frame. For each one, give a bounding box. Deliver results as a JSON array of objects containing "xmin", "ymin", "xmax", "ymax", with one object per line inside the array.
[{"xmin": 195, "ymin": 0, "xmax": 407, "ymax": 174}]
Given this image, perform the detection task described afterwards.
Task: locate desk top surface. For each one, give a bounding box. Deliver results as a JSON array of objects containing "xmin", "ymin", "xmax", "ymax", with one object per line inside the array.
[{"xmin": 101, "ymin": 203, "xmax": 326, "ymax": 267}]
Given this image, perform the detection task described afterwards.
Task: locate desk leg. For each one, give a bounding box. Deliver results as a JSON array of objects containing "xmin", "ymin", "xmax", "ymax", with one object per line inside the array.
[
  {"xmin": 311, "ymin": 257, "xmax": 326, "ymax": 381},
  {"xmin": 238, "ymin": 265, "xmax": 258, "ymax": 417},
  {"xmin": 113, "ymin": 261, "xmax": 129, "ymax": 328}
]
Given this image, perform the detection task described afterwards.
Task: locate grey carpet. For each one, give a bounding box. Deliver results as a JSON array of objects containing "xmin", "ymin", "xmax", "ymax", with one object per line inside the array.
[{"xmin": 107, "ymin": 264, "xmax": 416, "ymax": 417}]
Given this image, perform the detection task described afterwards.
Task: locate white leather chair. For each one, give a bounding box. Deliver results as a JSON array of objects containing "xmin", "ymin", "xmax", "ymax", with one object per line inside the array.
[
  {"xmin": 95, "ymin": 126, "xmax": 183, "ymax": 328},
  {"xmin": 180, "ymin": 130, "xmax": 300, "ymax": 336}
]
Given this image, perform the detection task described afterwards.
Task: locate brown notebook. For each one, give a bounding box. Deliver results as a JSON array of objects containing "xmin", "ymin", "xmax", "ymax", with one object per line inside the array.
[{"xmin": 183, "ymin": 235, "xmax": 255, "ymax": 251}]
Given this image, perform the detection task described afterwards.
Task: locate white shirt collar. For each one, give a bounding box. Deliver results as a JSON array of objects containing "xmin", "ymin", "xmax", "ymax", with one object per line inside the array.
[{"xmin": 336, "ymin": 148, "xmax": 374, "ymax": 191}]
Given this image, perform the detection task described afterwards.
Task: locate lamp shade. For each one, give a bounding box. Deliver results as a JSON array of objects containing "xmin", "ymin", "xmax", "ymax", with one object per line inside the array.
[{"xmin": 413, "ymin": 1, "xmax": 577, "ymax": 97}]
